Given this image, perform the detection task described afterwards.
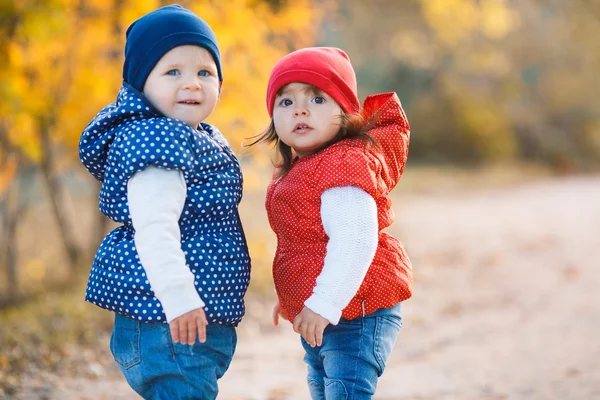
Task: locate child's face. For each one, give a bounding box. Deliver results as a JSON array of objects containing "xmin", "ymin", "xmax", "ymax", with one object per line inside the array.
[
  {"xmin": 143, "ymin": 45, "xmax": 219, "ymax": 128},
  {"xmin": 272, "ymin": 83, "xmax": 343, "ymax": 158}
]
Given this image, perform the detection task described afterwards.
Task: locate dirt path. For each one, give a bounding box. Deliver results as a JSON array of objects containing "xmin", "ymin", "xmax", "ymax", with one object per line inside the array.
[{"xmin": 17, "ymin": 176, "xmax": 600, "ymax": 399}]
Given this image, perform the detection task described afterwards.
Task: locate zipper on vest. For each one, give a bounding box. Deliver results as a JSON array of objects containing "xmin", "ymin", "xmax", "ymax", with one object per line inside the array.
[{"xmin": 362, "ymin": 300, "xmax": 366, "ymax": 317}]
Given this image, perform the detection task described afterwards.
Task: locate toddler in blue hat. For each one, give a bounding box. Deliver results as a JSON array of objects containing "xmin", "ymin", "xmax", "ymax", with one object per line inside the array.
[{"xmin": 79, "ymin": 5, "xmax": 250, "ymax": 399}]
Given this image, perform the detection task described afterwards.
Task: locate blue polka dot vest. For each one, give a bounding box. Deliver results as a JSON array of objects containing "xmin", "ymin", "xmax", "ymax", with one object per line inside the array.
[{"xmin": 79, "ymin": 83, "xmax": 250, "ymax": 325}]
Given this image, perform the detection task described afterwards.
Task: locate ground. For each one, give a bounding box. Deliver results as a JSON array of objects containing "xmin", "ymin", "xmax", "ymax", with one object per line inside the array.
[{"xmin": 11, "ymin": 175, "xmax": 600, "ymax": 400}]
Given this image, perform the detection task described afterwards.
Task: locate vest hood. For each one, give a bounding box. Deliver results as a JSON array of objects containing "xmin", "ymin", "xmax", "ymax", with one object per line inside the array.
[
  {"xmin": 362, "ymin": 92, "xmax": 410, "ymax": 189},
  {"xmin": 79, "ymin": 83, "xmax": 161, "ymax": 181}
]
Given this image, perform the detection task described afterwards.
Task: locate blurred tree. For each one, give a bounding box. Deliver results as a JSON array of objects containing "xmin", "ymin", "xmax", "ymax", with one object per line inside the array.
[
  {"xmin": 0, "ymin": 0, "xmax": 326, "ymax": 301},
  {"xmin": 327, "ymin": 0, "xmax": 600, "ymax": 168},
  {"xmin": 0, "ymin": 0, "xmax": 27, "ymax": 303},
  {"xmin": 3, "ymin": 0, "xmax": 92, "ymax": 272},
  {"xmin": 0, "ymin": 146, "xmax": 22, "ymax": 304}
]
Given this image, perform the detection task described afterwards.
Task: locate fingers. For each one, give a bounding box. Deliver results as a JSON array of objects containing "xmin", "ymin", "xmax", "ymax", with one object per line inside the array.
[
  {"xmin": 178, "ymin": 318, "xmax": 188, "ymax": 344},
  {"xmin": 315, "ymin": 325, "xmax": 324, "ymax": 347},
  {"xmin": 197, "ymin": 316, "xmax": 207, "ymax": 343},
  {"xmin": 304, "ymin": 323, "xmax": 317, "ymax": 347},
  {"xmin": 272, "ymin": 305, "xmax": 280, "ymax": 327},
  {"xmin": 295, "ymin": 319, "xmax": 316, "ymax": 347},
  {"xmin": 293, "ymin": 316, "xmax": 302, "ymax": 334},
  {"xmin": 293, "ymin": 314, "xmax": 315, "ymax": 347},
  {"xmin": 187, "ymin": 319, "xmax": 197, "ymax": 345},
  {"xmin": 170, "ymin": 321, "xmax": 179, "ymax": 343},
  {"xmin": 170, "ymin": 309, "xmax": 208, "ymax": 345}
]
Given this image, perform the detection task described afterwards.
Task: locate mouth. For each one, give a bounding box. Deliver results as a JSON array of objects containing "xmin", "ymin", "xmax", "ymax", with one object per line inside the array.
[
  {"xmin": 178, "ymin": 100, "xmax": 201, "ymax": 105},
  {"xmin": 293, "ymin": 123, "xmax": 313, "ymax": 133}
]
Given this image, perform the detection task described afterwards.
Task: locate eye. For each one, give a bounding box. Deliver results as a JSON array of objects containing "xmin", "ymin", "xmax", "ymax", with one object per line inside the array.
[
  {"xmin": 279, "ymin": 99, "xmax": 293, "ymax": 107},
  {"xmin": 198, "ymin": 70, "xmax": 210, "ymax": 77},
  {"xmin": 166, "ymin": 69, "xmax": 180, "ymax": 76},
  {"xmin": 312, "ymin": 96, "xmax": 326, "ymax": 104}
]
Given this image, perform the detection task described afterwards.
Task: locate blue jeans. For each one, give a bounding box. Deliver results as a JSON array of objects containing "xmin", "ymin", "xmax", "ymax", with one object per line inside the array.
[
  {"xmin": 301, "ymin": 303, "xmax": 402, "ymax": 400},
  {"xmin": 110, "ymin": 313, "xmax": 237, "ymax": 400}
]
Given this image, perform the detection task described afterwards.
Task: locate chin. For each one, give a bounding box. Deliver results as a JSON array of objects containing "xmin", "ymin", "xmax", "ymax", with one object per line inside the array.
[{"xmin": 182, "ymin": 120, "xmax": 200, "ymax": 128}]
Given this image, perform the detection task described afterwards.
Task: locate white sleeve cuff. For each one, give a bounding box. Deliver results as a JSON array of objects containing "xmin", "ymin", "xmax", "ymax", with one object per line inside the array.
[
  {"xmin": 305, "ymin": 293, "xmax": 343, "ymax": 325},
  {"xmin": 155, "ymin": 279, "xmax": 205, "ymax": 323}
]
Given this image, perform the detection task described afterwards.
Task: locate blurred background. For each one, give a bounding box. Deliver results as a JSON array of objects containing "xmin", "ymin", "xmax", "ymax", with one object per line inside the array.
[{"xmin": 1, "ymin": 0, "xmax": 599, "ymax": 399}]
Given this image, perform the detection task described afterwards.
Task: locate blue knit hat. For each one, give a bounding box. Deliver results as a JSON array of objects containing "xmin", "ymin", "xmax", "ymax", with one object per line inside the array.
[{"xmin": 123, "ymin": 4, "xmax": 222, "ymax": 92}]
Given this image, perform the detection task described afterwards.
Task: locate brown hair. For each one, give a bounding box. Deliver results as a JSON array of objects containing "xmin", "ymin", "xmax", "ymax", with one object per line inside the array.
[{"xmin": 246, "ymin": 84, "xmax": 377, "ymax": 176}]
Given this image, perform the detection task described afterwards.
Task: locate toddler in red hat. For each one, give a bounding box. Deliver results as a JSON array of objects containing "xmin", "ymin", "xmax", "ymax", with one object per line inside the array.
[{"xmin": 251, "ymin": 47, "xmax": 413, "ymax": 398}]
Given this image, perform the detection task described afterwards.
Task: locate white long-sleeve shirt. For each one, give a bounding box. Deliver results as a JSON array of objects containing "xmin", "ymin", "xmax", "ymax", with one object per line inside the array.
[
  {"xmin": 305, "ymin": 186, "xmax": 379, "ymax": 325},
  {"xmin": 127, "ymin": 166, "xmax": 203, "ymax": 323}
]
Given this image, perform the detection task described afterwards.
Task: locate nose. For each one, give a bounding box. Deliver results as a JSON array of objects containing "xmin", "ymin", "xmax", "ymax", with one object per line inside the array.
[
  {"xmin": 182, "ymin": 76, "xmax": 201, "ymax": 91},
  {"xmin": 293, "ymin": 104, "xmax": 309, "ymax": 117}
]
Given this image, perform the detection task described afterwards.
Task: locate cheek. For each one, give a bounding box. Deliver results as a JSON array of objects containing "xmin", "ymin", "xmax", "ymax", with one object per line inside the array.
[
  {"xmin": 146, "ymin": 87, "xmax": 169, "ymax": 106},
  {"xmin": 272, "ymin": 113, "xmax": 287, "ymax": 131},
  {"xmin": 273, "ymin": 120, "xmax": 285, "ymax": 137},
  {"xmin": 326, "ymin": 115, "xmax": 342, "ymax": 137}
]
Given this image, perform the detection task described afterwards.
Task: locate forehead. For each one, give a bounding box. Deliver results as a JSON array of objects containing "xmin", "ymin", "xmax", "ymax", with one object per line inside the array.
[
  {"xmin": 277, "ymin": 82, "xmax": 323, "ymax": 96},
  {"xmin": 157, "ymin": 45, "xmax": 216, "ymax": 66}
]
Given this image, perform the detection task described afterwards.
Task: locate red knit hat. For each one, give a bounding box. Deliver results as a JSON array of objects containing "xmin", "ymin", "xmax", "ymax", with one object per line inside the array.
[{"xmin": 266, "ymin": 47, "xmax": 359, "ymax": 117}]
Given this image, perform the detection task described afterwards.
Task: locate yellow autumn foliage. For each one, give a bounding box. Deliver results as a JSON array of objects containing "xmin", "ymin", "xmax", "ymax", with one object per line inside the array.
[
  {"xmin": 0, "ymin": 0, "xmax": 329, "ymax": 182},
  {"xmin": 421, "ymin": 0, "xmax": 519, "ymax": 46}
]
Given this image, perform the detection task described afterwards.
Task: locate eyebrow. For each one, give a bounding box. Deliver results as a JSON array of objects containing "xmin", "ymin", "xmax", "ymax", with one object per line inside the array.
[
  {"xmin": 163, "ymin": 63, "xmax": 217, "ymax": 71},
  {"xmin": 276, "ymin": 84, "xmax": 323, "ymax": 97}
]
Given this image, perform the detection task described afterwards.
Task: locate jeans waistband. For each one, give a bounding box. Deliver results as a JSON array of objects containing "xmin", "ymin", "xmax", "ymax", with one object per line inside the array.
[{"xmin": 360, "ymin": 302, "xmax": 402, "ymax": 319}]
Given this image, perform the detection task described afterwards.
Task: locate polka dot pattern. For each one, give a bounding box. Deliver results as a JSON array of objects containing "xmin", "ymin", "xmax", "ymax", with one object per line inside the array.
[
  {"xmin": 266, "ymin": 92, "xmax": 413, "ymax": 322},
  {"xmin": 79, "ymin": 83, "xmax": 250, "ymax": 326}
]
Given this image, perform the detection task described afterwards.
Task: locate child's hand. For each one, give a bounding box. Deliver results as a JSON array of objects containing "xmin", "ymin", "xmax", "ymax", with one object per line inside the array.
[
  {"xmin": 293, "ymin": 307, "xmax": 330, "ymax": 347},
  {"xmin": 272, "ymin": 302, "xmax": 284, "ymax": 326},
  {"xmin": 170, "ymin": 307, "xmax": 208, "ymax": 345}
]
